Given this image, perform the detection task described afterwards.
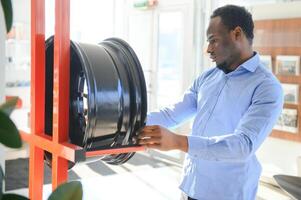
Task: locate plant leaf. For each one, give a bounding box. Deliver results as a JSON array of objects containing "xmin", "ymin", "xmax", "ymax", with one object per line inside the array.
[
  {"xmin": 2, "ymin": 193, "xmax": 29, "ymax": 200},
  {"xmin": 0, "ymin": 110, "xmax": 21, "ymax": 148},
  {"xmin": 48, "ymin": 181, "xmax": 83, "ymax": 200},
  {"xmin": 0, "ymin": 97, "xmax": 18, "ymax": 116},
  {"xmin": 0, "ymin": 0, "xmax": 13, "ymax": 33}
]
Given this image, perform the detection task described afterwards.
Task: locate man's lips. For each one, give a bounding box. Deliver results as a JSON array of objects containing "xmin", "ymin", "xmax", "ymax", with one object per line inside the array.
[{"xmin": 210, "ymin": 55, "xmax": 216, "ymax": 61}]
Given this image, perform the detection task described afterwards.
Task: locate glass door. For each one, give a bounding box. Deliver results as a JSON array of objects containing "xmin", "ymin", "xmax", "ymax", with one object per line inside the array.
[{"xmin": 126, "ymin": 0, "xmax": 194, "ymax": 163}]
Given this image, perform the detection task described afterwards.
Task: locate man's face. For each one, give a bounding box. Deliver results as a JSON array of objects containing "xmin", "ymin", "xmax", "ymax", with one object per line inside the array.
[{"xmin": 206, "ymin": 17, "xmax": 240, "ymax": 72}]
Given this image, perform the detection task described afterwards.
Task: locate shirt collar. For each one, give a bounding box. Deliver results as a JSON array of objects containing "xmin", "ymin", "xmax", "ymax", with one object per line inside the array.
[{"xmin": 238, "ymin": 52, "xmax": 260, "ymax": 73}]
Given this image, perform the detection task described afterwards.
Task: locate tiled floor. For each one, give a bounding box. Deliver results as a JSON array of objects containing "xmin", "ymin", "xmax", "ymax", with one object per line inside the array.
[
  {"xmin": 6, "ymin": 152, "xmax": 183, "ymax": 200},
  {"xmin": 5, "ymin": 152, "xmax": 292, "ymax": 200}
]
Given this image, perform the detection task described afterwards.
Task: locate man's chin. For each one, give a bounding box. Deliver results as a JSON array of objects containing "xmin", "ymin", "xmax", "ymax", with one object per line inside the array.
[{"xmin": 216, "ymin": 62, "xmax": 231, "ymax": 73}]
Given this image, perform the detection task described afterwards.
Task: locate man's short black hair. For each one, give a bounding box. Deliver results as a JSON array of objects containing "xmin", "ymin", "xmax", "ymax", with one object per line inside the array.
[{"xmin": 211, "ymin": 5, "xmax": 254, "ymax": 43}]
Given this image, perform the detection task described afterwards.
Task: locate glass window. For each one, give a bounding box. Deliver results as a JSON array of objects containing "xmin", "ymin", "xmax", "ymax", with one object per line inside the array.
[{"xmin": 156, "ymin": 11, "xmax": 183, "ymax": 108}]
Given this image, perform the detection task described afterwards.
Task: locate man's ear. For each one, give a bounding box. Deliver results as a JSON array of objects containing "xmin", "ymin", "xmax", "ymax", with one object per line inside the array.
[{"xmin": 232, "ymin": 26, "xmax": 243, "ymax": 41}]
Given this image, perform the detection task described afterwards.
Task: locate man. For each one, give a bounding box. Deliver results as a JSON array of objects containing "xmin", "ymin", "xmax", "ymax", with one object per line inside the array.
[{"xmin": 138, "ymin": 5, "xmax": 283, "ymax": 200}]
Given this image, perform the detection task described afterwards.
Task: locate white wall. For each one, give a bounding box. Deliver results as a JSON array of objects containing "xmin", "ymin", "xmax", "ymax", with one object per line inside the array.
[
  {"xmin": 250, "ymin": 1, "xmax": 301, "ymax": 179},
  {"xmin": 250, "ymin": 1, "xmax": 301, "ymax": 20},
  {"xmin": 257, "ymin": 138, "xmax": 301, "ymax": 177},
  {"xmin": 0, "ymin": 3, "xmax": 5, "ymax": 104}
]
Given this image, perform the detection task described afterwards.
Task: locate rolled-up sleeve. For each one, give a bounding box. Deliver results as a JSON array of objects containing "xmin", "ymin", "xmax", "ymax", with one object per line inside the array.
[{"xmin": 187, "ymin": 78, "xmax": 283, "ymax": 162}]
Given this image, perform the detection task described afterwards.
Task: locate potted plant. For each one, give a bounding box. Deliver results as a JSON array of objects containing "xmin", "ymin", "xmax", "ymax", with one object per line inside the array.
[{"xmin": 0, "ymin": 1, "xmax": 83, "ymax": 199}]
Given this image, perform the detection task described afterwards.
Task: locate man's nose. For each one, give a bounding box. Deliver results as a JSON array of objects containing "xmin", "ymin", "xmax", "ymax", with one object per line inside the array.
[{"xmin": 206, "ymin": 43, "xmax": 212, "ymax": 54}]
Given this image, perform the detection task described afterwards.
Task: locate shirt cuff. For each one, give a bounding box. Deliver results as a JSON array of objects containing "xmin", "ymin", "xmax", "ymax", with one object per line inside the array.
[{"xmin": 187, "ymin": 135, "xmax": 208, "ymax": 159}]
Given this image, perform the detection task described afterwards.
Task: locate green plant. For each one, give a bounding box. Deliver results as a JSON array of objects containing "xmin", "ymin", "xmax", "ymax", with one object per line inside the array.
[
  {"xmin": 0, "ymin": 99, "xmax": 31, "ymax": 200},
  {"xmin": 1, "ymin": 0, "xmax": 12, "ymax": 33},
  {"xmin": 0, "ymin": 1, "xmax": 83, "ymax": 199},
  {"xmin": 0, "ymin": 92, "xmax": 84, "ymax": 200}
]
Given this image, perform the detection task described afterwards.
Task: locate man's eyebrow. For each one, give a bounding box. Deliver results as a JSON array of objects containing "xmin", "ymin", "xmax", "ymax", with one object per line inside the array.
[{"xmin": 207, "ymin": 35, "xmax": 215, "ymax": 41}]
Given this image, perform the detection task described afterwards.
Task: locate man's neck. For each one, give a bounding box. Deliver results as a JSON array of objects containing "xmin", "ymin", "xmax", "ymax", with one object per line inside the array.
[
  {"xmin": 220, "ymin": 51, "xmax": 254, "ymax": 74},
  {"xmin": 229, "ymin": 48, "xmax": 254, "ymax": 72}
]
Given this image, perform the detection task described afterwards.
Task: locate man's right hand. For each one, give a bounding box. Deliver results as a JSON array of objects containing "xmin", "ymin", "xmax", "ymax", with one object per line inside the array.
[{"xmin": 138, "ymin": 125, "xmax": 188, "ymax": 152}]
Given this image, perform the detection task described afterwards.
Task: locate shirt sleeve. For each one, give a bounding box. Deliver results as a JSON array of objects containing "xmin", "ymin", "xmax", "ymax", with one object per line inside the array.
[
  {"xmin": 146, "ymin": 79, "xmax": 199, "ymax": 128},
  {"xmin": 187, "ymin": 78, "xmax": 284, "ymax": 162}
]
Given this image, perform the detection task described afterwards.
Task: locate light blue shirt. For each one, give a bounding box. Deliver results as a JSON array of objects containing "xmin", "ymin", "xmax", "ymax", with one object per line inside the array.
[{"xmin": 146, "ymin": 53, "xmax": 283, "ymax": 200}]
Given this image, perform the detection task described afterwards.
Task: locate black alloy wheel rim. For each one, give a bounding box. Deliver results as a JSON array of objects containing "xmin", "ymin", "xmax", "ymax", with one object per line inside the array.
[{"xmin": 44, "ymin": 36, "xmax": 147, "ymax": 167}]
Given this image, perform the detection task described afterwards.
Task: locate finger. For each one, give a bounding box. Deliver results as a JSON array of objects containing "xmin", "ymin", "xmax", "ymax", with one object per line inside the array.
[
  {"xmin": 141, "ymin": 128, "xmax": 158, "ymax": 133},
  {"xmin": 138, "ymin": 137, "xmax": 161, "ymax": 145},
  {"xmin": 142, "ymin": 125, "xmax": 160, "ymax": 131},
  {"xmin": 138, "ymin": 131, "xmax": 161, "ymax": 138},
  {"xmin": 138, "ymin": 134, "xmax": 160, "ymax": 140},
  {"xmin": 140, "ymin": 128, "xmax": 159, "ymax": 134}
]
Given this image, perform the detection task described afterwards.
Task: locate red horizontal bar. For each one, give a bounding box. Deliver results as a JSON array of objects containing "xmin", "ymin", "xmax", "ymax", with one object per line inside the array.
[
  {"xmin": 20, "ymin": 130, "xmax": 85, "ymax": 163},
  {"xmin": 20, "ymin": 130, "xmax": 146, "ymax": 161},
  {"xmin": 85, "ymin": 146, "xmax": 145, "ymax": 158}
]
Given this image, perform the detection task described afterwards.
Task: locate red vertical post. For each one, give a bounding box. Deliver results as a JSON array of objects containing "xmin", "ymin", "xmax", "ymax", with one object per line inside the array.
[
  {"xmin": 51, "ymin": 0, "xmax": 70, "ymax": 189},
  {"xmin": 29, "ymin": 0, "xmax": 45, "ymax": 199},
  {"xmin": 26, "ymin": 0, "xmax": 144, "ymax": 198}
]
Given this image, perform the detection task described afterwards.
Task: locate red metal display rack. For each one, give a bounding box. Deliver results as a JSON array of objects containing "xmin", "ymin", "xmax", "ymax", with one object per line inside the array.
[{"xmin": 20, "ymin": 0, "xmax": 144, "ymax": 199}]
